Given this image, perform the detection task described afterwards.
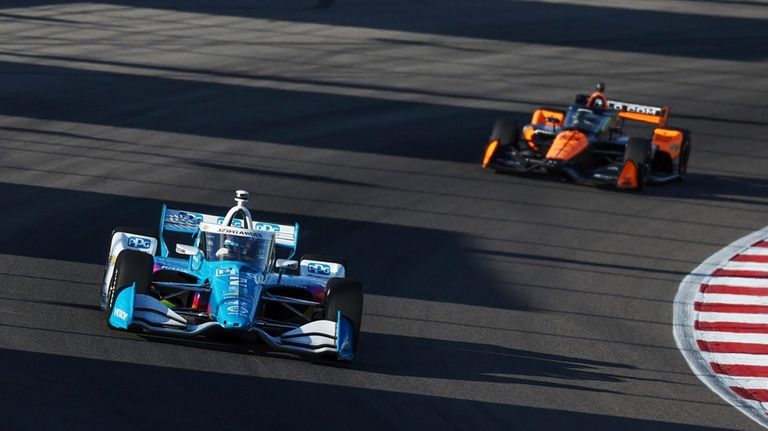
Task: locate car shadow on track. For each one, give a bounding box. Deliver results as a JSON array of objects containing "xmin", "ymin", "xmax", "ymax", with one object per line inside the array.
[
  {"xmin": 0, "ymin": 59, "xmax": 511, "ymax": 163},
  {"xmin": 0, "ymin": 182, "xmax": 530, "ymax": 311},
  {"xmin": 111, "ymin": 327, "xmax": 681, "ymax": 393},
  {"xmin": 485, "ymin": 169, "xmax": 768, "ymax": 216},
  {"xmin": 468, "ymin": 248, "xmax": 690, "ymax": 279},
  {"xmin": 357, "ymin": 333, "xmax": 643, "ymax": 389},
  {"xmin": 354, "ymin": 333, "xmax": 714, "ymax": 405},
  {"xmin": 649, "ymin": 173, "xmax": 768, "ymax": 208},
  {"xmin": 0, "ymin": 347, "xmax": 743, "ymax": 431}
]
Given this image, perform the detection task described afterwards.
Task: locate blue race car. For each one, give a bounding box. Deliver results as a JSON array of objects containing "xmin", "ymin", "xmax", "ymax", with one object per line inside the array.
[{"xmin": 99, "ymin": 190, "xmax": 363, "ymax": 361}]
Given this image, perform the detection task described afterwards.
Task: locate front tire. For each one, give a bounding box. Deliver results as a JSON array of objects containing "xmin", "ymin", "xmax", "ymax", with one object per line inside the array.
[
  {"xmin": 483, "ymin": 118, "xmax": 520, "ymax": 167},
  {"xmin": 624, "ymin": 138, "xmax": 651, "ymax": 191},
  {"xmin": 323, "ymin": 278, "xmax": 363, "ymax": 355},
  {"xmin": 105, "ymin": 250, "xmax": 154, "ymax": 314},
  {"xmin": 490, "ymin": 117, "xmax": 520, "ymax": 149},
  {"xmin": 101, "ymin": 226, "xmax": 157, "ymax": 310}
]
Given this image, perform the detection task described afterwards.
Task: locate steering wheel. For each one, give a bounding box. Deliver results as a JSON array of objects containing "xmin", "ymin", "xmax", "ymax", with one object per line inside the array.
[{"xmin": 587, "ymin": 91, "xmax": 607, "ymax": 108}]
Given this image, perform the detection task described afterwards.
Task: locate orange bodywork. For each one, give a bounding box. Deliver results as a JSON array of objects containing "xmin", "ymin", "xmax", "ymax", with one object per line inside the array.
[
  {"xmin": 619, "ymin": 109, "xmax": 669, "ymax": 127},
  {"xmin": 482, "ymin": 139, "xmax": 499, "ymax": 167},
  {"xmin": 545, "ymin": 130, "xmax": 588, "ymax": 160},
  {"xmin": 652, "ymin": 128, "xmax": 684, "ymax": 159},
  {"xmin": 522, "ymin": 126, "xmax": 538, "ymax": 151},
  {"xmin": 531, "ymin": 109, "xmax": 565, "ymax": 126},
  {"xmin": 617, "ymin": 161, "xmax": 639, "ymax": 189}
]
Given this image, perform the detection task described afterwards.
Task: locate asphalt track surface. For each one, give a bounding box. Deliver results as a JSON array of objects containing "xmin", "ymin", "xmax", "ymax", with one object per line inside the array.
[{"xmin": 0, "ymin": 1, "xmax": 766, "ymax": 430}]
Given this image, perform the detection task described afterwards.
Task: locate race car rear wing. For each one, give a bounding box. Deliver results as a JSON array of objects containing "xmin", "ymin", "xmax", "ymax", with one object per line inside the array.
[
  {"xmin": 159, "ymin": 205, "xmax": 299, "ymax": 256},
  {"xmin": 607, "ymin": 100, "xmax": 669, "ymax": 127}
]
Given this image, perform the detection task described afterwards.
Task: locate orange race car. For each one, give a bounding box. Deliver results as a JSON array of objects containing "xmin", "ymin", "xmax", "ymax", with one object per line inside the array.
[{"xmin": 481, "ymin": 84, "xmax": 691, "ymax": 190}]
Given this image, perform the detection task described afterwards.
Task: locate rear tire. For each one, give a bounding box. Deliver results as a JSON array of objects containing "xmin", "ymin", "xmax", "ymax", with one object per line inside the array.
[
  {"xmin": 624, "ymin": 138, "xmax": 651, "ymax": 191},
  {"xmin": 323, "ymin": 278, "xmax": 363, "ymax": 354},
  {"xmin": 677, "ymin": 130, "xmax": 691, "ymax": 181},
  {"xmin": 106, "ymin": 250, "xmax": 154, "ymax": 314}
]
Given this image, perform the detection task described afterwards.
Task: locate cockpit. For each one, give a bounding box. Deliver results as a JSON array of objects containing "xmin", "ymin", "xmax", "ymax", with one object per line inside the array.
[
  {"xmin": 204, "ymin": 232, "xmax": 273, "ymax": 271},
  {"xmin": 562, "ymin": 106, "xmax": 615, "ymax": 135}
]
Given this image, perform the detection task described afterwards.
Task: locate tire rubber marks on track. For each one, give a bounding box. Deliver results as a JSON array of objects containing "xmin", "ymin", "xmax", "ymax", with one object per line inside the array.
[{"xmin": 675, "ymin": 228, "xmax": 768, "ymax": 428}]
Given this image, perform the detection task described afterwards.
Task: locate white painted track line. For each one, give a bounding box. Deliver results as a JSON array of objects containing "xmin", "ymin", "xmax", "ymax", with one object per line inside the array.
[
  {"xmin": 696, "ymin": 332, "xmax": 768, "ymax": 344},
  {"xmin": 704, "ymin": 277, "xmax": 768, "ymax": 288},
  {"xmin": 700, "ymin": 294, "xmax": 768, "ymax": 306},
  {"xmin": 697, "ymin": 313, "xmax": 768, "ymax": 324}
]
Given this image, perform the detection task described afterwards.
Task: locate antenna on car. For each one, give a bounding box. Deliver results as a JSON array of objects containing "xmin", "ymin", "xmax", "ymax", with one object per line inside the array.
[{"xmin": 223, "ymin": 189, "xmax": 253, "ymax": 229}]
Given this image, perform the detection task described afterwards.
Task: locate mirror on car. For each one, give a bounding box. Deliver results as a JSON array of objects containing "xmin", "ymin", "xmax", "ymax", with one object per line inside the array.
[
  {"xmin": 275, "ymin": 259, "xmax": 299, "ymax": 270},
  {"xmin": 546, "ymin": 116, "xmax": 561, "ymax": 125},
  {"xmin": 176, "ymin": 244, "xmax": 201, "ymax": 256}
]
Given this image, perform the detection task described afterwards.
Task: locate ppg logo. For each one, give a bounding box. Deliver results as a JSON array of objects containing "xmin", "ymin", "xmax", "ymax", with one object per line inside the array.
[
  {"xmin": 307, "ymin": 262, "xmax": 332, "ymax": 276},
  {"xmin": 171, "ymin": 211, "xmax": 203, "ymax": 226},
  {"xmin": 127, "ymin": 236, "xmax": 151, "ymax": 249},
  {"xmin": 255, "ymin": 223, "xmax": 281, "ymax": 233},
  {"xmin": 216, "ymin": 217, "xmax": 244, "ymax": 228}
]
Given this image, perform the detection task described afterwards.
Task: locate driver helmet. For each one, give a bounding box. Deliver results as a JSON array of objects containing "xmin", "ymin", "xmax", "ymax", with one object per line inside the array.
[
  {"xmin": 216, "ymin": 235, "xmax": 240, "ymax": 257},
  {"xmin": 586, "ymin": 82, "xmax": 607, "ymax": 108},
  {"xmin": 224, "ymin": 237, "xmax": 238, "ymax": 249}
]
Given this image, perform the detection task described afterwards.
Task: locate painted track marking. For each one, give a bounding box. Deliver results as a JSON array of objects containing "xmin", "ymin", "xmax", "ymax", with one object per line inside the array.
[{"xmin": 675, "ymin": 226, "xmax": 768, "ymax": 429}]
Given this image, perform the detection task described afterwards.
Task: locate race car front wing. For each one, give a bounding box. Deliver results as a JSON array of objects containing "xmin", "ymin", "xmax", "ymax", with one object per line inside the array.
[{"xmin": 108, "ymin": 284, "xmax": 354, "ymax": 361}]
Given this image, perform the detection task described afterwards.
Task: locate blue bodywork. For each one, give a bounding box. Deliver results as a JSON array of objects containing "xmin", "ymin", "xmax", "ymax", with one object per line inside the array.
[{"xmin": 103, "ymin": 202, "xmax": 356, "ymax": 361}]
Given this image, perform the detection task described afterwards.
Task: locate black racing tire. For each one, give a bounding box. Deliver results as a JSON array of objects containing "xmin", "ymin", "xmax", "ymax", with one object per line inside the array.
[
  {"xmin": 323, "ymin": 278, "xmax": 363, "ymax": 354},
  {"xmin": 300, "ymin": 254, "xmax": 348, "ymax": 277},
  {"xmin": 489, "ymin": 117, "xmax": 520, "ymax": 150},
  {"xmin": 677, "ymin": 129, "xmax": 691, "ymax": 181},
  {"xmin": 105, "ymin": 249, "xmax": 154, "ymax": 314},
  {"xmin": 102, "ymin": 227, "xmax": 157, "ymax": 311},
  {"xmin": 624, "ymin": 138, "xmax": 652, "ymax": 191},
  {"xmin": 483, "ymin": 118, "xmax": 520, "ymax": 168}
]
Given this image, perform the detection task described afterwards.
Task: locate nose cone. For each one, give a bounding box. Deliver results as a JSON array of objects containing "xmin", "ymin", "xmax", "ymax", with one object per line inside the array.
[
  {"xmin": 210, "ymin": 266, "xmax": 262, "ymax": 330},
  {"xmin": 545, "ymin": 130, "xmax": 588, "ymax": 161},
  {"xmin": 217, "ymin": 299, "xmax": 254, "ymax": 329},
  {"xmin": 544, "ymin": 158, "xmax": 564, "ymax": 169}
]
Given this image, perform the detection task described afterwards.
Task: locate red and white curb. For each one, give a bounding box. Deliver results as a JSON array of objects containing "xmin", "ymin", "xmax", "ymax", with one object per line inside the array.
[{"xmin": 674, "ymin": 227, "xmax": 768, "ymax": 428}]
